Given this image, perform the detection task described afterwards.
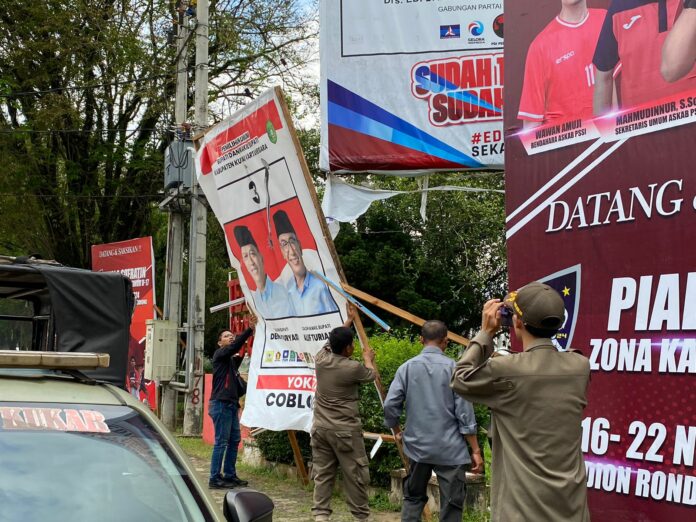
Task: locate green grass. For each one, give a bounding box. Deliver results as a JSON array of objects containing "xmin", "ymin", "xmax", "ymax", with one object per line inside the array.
[
  {"xmin": 175, "ymin": 435, "xmax": 212, "ymax": 460},
  {"xmin": 463, "ymin": 510, "xmax": 491, "ymax": 522},
  {"xmin": 368, "ymin": 490, "xmax": 401, "ymax": 512}
]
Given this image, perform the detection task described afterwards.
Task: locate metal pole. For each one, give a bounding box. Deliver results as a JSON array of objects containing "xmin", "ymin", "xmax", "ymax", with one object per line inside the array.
[
  {"xmin": 161, "ymin": 3, "xmax": 189, "ymax": 430},
  {"xmin": 182, "ymin": 0, "xmax": 208, "ymax": 436}
]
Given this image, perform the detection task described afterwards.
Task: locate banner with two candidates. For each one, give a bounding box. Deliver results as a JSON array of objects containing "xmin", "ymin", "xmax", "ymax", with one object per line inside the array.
[
  {"xmin": 196, "ymin": 87, "xmax": 348, "ymax": 432},
  {"xmin": 506, "ymin": 1, "xmax": 696, "ymax": 519},
  {"xmin": 320, "ymin": 0, "xmax": 504, "ymax": 173}
]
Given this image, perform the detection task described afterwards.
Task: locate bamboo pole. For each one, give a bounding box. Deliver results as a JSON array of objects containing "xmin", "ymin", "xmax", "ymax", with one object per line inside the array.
[
  {"xmin": 288, "ymin": 430, "xmax": 310, "ymax": 486},
  {"xmin": 341, "ymin": 283, "xmax": 470, "ymax": 347}
]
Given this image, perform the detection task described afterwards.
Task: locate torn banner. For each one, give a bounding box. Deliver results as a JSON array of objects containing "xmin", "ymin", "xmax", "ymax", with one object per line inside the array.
[{"xmin": 321, "ymin": 174, "xmax": 504, "ymax": 238}]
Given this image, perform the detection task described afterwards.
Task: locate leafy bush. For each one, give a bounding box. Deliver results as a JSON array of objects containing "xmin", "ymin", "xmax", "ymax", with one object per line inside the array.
[
  {"xmin": 255, "ymin": 430, "xmax": 311, "ymax": 465},
  {"xmin": 254, "ymin": 332, "xmax": 489, "ymax": 488}
]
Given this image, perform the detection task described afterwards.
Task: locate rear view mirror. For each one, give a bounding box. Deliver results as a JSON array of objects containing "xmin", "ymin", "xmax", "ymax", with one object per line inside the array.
[{"xmin": 223, "ymin": 488, "xmax": 274, "ymax": 522}]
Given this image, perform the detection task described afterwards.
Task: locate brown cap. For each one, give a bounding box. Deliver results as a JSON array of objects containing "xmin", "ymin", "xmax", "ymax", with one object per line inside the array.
[{"xmin": 504, "ymin": 281, "xmax": 564, "ymax": 331}]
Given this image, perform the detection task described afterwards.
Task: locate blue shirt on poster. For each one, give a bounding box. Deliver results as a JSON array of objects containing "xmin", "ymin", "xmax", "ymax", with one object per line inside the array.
[
  {"xmin": 286, "ymin": 271, "xmax": 338, "ymax": 316},
  {"xmin": 251, "ymin": 276, "xmax": 295, "ymax": 319}
]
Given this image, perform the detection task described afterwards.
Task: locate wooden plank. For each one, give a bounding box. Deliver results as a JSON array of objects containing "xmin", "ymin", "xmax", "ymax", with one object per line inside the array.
[
  {"xmin": 341, "ymin": 283, "xmax": 470, "ymax": 347},
  {"xmin": 363, "ymin": 432, "xmax": 396, "ymax": 443},
  {"xmin": 287, "ymin": 430, "xmax": 310, "ymax": 486}
]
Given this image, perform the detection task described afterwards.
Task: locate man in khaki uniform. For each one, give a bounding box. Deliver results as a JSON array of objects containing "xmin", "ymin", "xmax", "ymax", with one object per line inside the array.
[
  {"xmin": 311, "ymin": 313, "xmax": 376, "ymax": 521},
  {"xmin": 451, "ymin": 282, "xmax": 590, "ymax": 522}
]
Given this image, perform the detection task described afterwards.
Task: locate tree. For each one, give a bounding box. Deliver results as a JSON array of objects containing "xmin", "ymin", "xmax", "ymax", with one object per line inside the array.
[
  {"xmin": 334, "ymin": 173, "xmax": 507, "ymax": 335},
  {"xmin": 0, "ymin": 0, "xmax": 317, "ymax": 267}
]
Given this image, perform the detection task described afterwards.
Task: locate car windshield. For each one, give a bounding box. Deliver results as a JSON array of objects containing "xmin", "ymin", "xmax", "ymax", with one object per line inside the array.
[{"xmin": 0, "ymin": 402, "xmax": 212, "ymax": 521}]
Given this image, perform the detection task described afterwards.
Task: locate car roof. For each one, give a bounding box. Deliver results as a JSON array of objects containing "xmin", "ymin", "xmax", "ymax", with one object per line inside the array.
[{"xmin": 0, "ymin": 370, "xmax": 133, "ymax": 405}]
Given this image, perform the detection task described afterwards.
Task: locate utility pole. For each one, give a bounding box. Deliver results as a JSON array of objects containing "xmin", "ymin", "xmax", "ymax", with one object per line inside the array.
[
  {"xmin": 161, "ymin": 3, "xmax": 189, "ymax": 431},
  {"xmin": 182, "ymin": 0, "xmax": 208, "ymax": 436}
]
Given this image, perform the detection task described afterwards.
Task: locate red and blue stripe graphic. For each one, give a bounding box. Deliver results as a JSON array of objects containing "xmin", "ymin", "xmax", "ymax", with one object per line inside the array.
[{"xmin": 327, "ymin": 80, "xmax": 483, "ymax": 172}]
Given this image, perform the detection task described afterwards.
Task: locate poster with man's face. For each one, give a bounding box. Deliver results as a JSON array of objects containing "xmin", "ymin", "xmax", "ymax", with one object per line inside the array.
[
  {"xmin": 506, "ymin": 2, "xmax": 696, "ymax": 520},
  {"xmin": 196, "ymin": 88, "xmax": 346, "ymax": 432}
]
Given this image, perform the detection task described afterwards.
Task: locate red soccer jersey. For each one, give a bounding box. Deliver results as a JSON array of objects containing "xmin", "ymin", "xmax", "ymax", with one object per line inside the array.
[
  {"xmin": 518, "ymin": 9, "xmax": 607, "ymax": 123},
  {"xmin": 594, "ymin": 0, "xmax": 696, "ymax": 107}
]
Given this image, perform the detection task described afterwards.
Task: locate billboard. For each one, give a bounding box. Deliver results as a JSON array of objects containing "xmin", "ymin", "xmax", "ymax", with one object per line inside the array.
[
  {"xmin": 91, "ymin": 237, "xmax": 157, "ymax": 404},
  {"xmin": 320, "ymin": 0, "xmax": 504, "ymax": 173},
  {"xmin": 196, "ymin": 87, "xmax": 348, "ymax": 432},
  {"xmin": 506, "ymin": 1, "xmax": 696, "ymax": 520}
]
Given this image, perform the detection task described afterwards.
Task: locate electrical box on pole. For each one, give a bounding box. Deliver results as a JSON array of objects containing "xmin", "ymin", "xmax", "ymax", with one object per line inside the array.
[
  {"xmin": 164, "ymin": 141, "xmax": 195, "ymax": 190},
  {"xmin": 144, "ymin": 319, "xmax": 179, "ymax": 382}
]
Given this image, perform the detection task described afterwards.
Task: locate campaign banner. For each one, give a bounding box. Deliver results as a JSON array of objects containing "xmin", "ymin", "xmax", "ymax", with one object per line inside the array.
[
  {"xmin": 91, "ymin": 237, "xmax": 156, "ymax": 405},
  {"xmin": 319, "ymin": 0, "xmax": 504, "ymax": 174},
  {"xmin": 506, "ymin": 1, "xmax": 696, "ymax": 520},
  {"xmin": 196, "ymin": 87, "xmax": 348, "ymax": 432}
]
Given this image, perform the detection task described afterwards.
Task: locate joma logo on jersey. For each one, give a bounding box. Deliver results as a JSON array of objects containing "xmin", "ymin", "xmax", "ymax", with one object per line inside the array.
[{"xmin": 411, "ymin": 53, "xmax": 504, "ymax": 126}]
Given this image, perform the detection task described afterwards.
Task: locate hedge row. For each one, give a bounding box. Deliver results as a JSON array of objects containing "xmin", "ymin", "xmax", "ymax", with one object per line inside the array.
[{"xmin": 254, "ymin": 333, "xmax": 488, "ymax": 487}]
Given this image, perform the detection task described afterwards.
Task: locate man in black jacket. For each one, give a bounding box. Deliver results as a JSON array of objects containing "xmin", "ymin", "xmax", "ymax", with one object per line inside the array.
[{"xmin": 209, "ymin": 315, "xmax": 257, "ymax": 489}]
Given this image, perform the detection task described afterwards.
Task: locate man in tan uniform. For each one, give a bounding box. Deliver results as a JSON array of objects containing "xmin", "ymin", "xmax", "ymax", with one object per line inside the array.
[
  {"xmin": 311, "ymin": 312, "xmax": 376, "ymax": 521},
  {"xmin": 451, "ymin": 282, "xmax": 590, "ymax": 522}
]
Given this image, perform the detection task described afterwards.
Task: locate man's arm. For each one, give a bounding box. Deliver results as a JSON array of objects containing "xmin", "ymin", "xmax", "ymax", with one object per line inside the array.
[
  {"xmin": 593, "ymin": 8, "xmax": 620, "ymax": 115},
  {"xmin": 518, "ymin": 40, "xmax": 548, "ymax": 126},
  {"xmin": 214, "ymin": 316, "xmax": 257, "ymax": 362},
  {"xmin": 352, "ymin": 349, "xmax": 376, "ymax": 383},
  {"xmin": 465, "ymin": 434, "xmax": 484, "ymax": 473},
  {"xmin": 453, "ymin": 391, "xmax": 484, "ymax": 472},
  {"xmin": 383, "ymin": 365, "xmax": 406, "ymax": 430},
  {"xmin": 341, "ymin": 306, "xmax": 376, "ymax": 382},
  {"xmin": 593, "ymin": 69, "xmax": 615, "ymax": 115},
  {"xmin": 451, "ymin": 300, "xmax": 505, "ymax": 407},
  {"xmin": 661, "ymin": 5, "xmax": 696, "ymax": 82}
]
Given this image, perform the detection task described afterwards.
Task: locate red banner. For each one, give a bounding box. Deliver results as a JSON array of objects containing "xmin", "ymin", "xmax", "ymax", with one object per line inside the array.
[
  {"xmin": 507, "ymin": 1, "xmax": 696, "ymax": 520},
  {"xmin": 92, "ymin": 237, "xmax": 156, "ymax": 405}
]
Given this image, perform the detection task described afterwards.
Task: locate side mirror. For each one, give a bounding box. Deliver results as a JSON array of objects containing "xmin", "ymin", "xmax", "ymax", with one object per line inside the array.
[{"xmin": 223, "ymin": 488, "xmax": 274, "ymax": 522}]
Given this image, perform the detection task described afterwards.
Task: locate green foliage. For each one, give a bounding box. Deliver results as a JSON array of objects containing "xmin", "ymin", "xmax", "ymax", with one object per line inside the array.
[
  {"xmin": 368, "ymin": 490, "xmax": 400, "ymax": 512},
  {"xmin": 334, "ymin": 173, "xmax": 506, "ymax": 336},
  {"xmin": 255, "ymin": 430, "xmax": 312, "ymax": 465},
  {"xmin": 0, "ymin": 0, "xmax": 317, "ymax": 267}
]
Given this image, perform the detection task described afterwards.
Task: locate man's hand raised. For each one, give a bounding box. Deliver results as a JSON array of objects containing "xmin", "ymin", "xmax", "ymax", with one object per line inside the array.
[{"xmin": 481, "ymin": 299, "xmax": 504, "ymax": 336}]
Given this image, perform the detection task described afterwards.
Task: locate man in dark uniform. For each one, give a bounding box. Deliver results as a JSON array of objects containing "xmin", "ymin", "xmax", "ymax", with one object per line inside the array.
[
  {"xmin": 311, "ymin": 310, "xmax": 376, "ymax": 522},
  {"xmin": 451, "ymin": 282, "xmax": 590, "ymax": 522},
  {"xmin": 209, "ymin": 315, "xmax": 257, "ymax": 489}
]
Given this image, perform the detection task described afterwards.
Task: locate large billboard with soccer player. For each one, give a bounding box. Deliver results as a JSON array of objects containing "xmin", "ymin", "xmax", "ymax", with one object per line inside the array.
[
  {"xmin": 196, "ymin": 87, "xmax": 348, "ymax": 432},
  {"xmin": 319, "ymin": 0, "xmax": 505, "ymax": 173},
  {"xmin": 506, "ymin": 1, "xmax": 696, "ymax": 520}
]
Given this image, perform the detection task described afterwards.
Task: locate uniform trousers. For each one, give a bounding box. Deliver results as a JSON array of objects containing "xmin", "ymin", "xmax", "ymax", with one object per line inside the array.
[
  {"xmin": 311, "ymin": 427, "xmax": 370, "ymax": 521},
  {"xmin": 402, "ymin": 459, "xmax": 467, "ymax": 522}
]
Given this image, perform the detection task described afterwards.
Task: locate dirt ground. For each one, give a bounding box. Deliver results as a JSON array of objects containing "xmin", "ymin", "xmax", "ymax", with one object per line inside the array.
[{"xmin": 187, "ymin": 454, "xmax": 401, "ymax": 522}]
